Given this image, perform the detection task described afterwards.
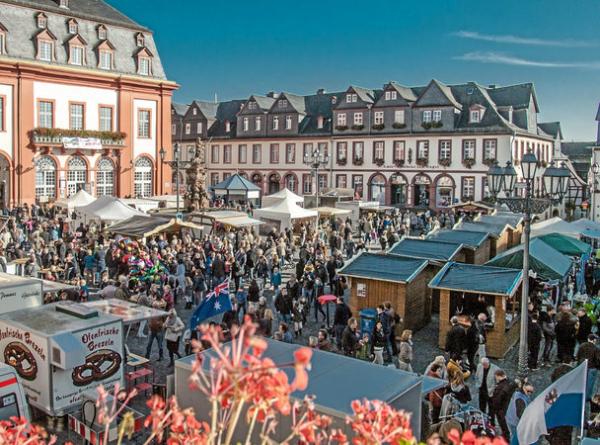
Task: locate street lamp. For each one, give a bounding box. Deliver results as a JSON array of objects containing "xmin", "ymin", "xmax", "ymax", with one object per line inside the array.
[
  {"xmin": 487, "ymin": 153, "xmax": 570, "ymax": 379},
  {"xmin": 303, "ymin": 145, "xmax": 329, "ymax": 207},
  {"xmin": 590, "ymin": 162, "xmax": 599, "ymax": 221},
  {"xmin": 160, "ymin": 143, "xmax": 195, "ymax": 218}
]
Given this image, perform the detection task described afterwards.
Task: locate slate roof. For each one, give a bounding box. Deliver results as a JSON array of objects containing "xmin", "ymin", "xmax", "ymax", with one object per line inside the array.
[
  {"xmin": 427, "ymin": 229, "xmax": 490, "ymax": 248},
  {"xmin": 252, "ymin": 95, "xmax": 276, "ymax": 112},
  {"xmin": 389, "ymin": 82, "xmax": 417, "ymax": 102},
  {"xmin": 0, "ymin": 0, "xmax": 166, "ymax": 78},
  {"xmin": 337, "ymin": 252, "xmax": 428, "ymax": 284},
  {"xmin": 487, "ymin": 83, "xmax": 538, "ymax": 111},
  {"xmin": 194, "ymin": 101, "xmax": 219, "ymax": 120},
  {"xmin": 350, "ymin": 85, "xmax": 376, "ymax": 104},
  {"xmin": 1, "ymin": 0, "xmax": 146, "ymax": 29},
  {"xmin": 429, "ymin": 262, "xmax": 522, "ymax": 296},
  {"xmin": 279, "ymin": 92, "xmax": 307, "ymax": 115},
  {"xmin": 172, "ymin": 103, "xmax": 189, "ymax": 117},
  {"xmin": 562, "ymin": 142, "xmax": 594, "ymax": 157},
  {"xmin": 538, "ymin": 122, "xmax": 563, "ymax": 140},
  {"xmin": 388, "ymin": 238, "xmax": 464, "ymax": 261}
]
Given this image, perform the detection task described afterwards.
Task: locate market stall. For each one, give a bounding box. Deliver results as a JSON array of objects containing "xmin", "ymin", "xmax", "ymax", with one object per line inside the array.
[
  {"xmin": 210, "ymin": 173, "xmax": 261, "ymax": 205},
  {"xmin": 338, "ymin": 252, "xmax": 434, "ymax": 330},
  {"xmin": 477, "ymin": 212, "xmax": 523, "ymax": 248},
  {"xmin": 534, "ymin": 232, "xmax": 592, "ymax": 257},
  {"xmin": 76, "ymin": 196, "xmax": 146, "ymax": 224},
  {"xmin": 389, "ymin": 238, "xmax": 466, "ymax": 263},
  {"xmin": 253, "ymin": 196, "xmax": 318, "ymax": 232},
  {"xmin": 455, "ymin": 220, "xmax": 511, "ymax": 257},
  {"xmin": 530, "ymin": 217, "xmax": 577, "ymax": 239},
  {"xmin": 54, "ymin": 189, "xmax": 96, "ymax": 212},
  {"xmin": 429, "ymin": 262, "xmax": 523, "ymax": 358},
  {"xmin": 0, "ymin": 272, "xmax": 43, "ymax": 314},
  {"xmin": 0, "ymin": 302, "xmax": 124, "ymax": 417},
  {"xmin": 261, "ymin": 188, "xmax": 304, "ymax": 208},
  {"xmin": 427, "ymin": 230, "xmax": 493, "ymax": 264},
  {"xmin": 175, "ymin": 338, "xmax": 446, "ymax": 441}
]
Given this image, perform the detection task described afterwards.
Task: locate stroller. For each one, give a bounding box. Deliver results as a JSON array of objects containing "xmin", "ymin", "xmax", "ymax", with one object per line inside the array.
[{"xmin": 435, "ymin": 393, "xmax": 496, "ymax": 438}]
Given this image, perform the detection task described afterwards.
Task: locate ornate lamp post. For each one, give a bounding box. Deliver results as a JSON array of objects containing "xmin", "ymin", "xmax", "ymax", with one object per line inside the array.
[
  {"xmin": 160, "ymin": 143, "xmax": 195, "ymax": 218},
  {"xmin": 303, "ymin": 145, "xmax": 329, "ymax": 207},
  {"xmin": 487, "ymin": 152, "xmax": 569, "ymax": 379},
  {"xmin": 590, "ymin": 162, "xmax": 599, "ymax": 221}
]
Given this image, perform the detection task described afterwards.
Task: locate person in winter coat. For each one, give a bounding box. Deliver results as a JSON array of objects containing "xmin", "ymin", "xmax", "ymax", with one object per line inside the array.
[
  {"xmin": 528, "ymin": 313, "xmax": 543, "ymax": 370},
  {"xmin": 577, "ymin": 308, "xmax": 593, "ymax": 345},
  {"xmin": 247, "ymin": 279, "xmax": 260, "ymax": 307},
  {"xmin": 274, "ymin": 287, "xmax": 293, "ymax": 324},
  {"xmin": 317, "ymin": 329, "xmax": 333, "ymax": 352},
  {"xmin": 341, "ymin": 318, "xmax": 362, "ymax": 357},
  {"xmin": 506, "ymin": 382, "xmax": 534, "ymax": 443},
  {"xmin": 465, "ymin": 319, "xmax": 480, "ymax": 373},
  {"xmin": 445, "ymin": 317, "xmax": 465, "ymax": 360},
  {"xmin": 397, "ymin": 329, "xmax": 413, "ymax": 371},
  {"xmin": 540, "ymin": 306, "xmax": 556, "ymax": 364},
  {"xmin": 475, "ymin": 357, "xmax": 500, "ymax": 417},
  {"xmin": 490, "ymin": 370, "xmax": 515, "ymax": 441},
  {"xmin": 333, "ymin": 297, "xmax": 352, "ymax": 350},
  {"xmin": 576, "ymin": 333, "xmax": 600, "ymax": 401},
  {"xmin": 371, "ymin": 320, "xmax": 387, "ymax": 365},
  {"xmin": 555, "ymin": 308, "xmax": 577, "ymax": 363},
  {"xmin": 427, "ymin": 364, "xmax": 446, "ymax": 424},
  {"xmin": 164, "ymin": 309, "xmax": 185, "ymax": 366}
]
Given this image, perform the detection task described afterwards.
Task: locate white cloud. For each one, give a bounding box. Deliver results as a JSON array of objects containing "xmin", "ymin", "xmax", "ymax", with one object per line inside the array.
[
  {"xmin": 454, "ymin": 30, "xmax": 596, "ymax": 48},
  {"xmin": 456, "ymin": 51, "xmax": 600, "ymax": 69}
]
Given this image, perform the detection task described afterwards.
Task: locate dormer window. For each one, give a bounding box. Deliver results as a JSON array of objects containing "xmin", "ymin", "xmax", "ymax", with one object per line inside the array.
[
  {"xmin": 317, "ymin": 116, "xmax": 324, "ymax": 129},
  {"xmin": 272, "ymin": 116, "xmax": 279, "ymax": 130},
  {"xmin": 469, "ymin": 105, "xmax": 485, "ymax": 123},
  {"xmin": 422, "ymin": 110, "xmax": 432, "ymax": 123},
  {"xmin": 37, "ymin": 13, "xmax": 47, "ymax": 29},
  {"xmin": 136, "ymin": 32, "xmax": 145, "ymax": 47},
  {"xmin": 225, "ymin": 120, "xmax": 231, "ymax": 133},
  {"xmin": 192, "ymin": 108, "xmax": 197, "ymax": 115},
  {"xmin": 285, "ymin": 115, "xmax": 292, "ymax": 130},
  {"xmin": 243, "ymin": 117, "xmax": 249, "ymax": 131},
  {"xmin": 248, "ymin": 102, "xmax": 257, "ymax": 110},
  {"xmin": 278, "ymin": 99, "xmax": 287, "ymax": 108},
  {"xmin": 67, "ymin": 34, "xmax": 87, "ymax": 66},
  {"xmin": 432, "ymin": 109, "xmax": 442, "ymax": 122},
  {"xmin": 346, "ymin": 93, "xmax": 357, "ymax": 103},
  {"xmin": 67, "ymin": 19, "xmax": 78, "ymax": 34},
  {"xmin": 97, "ymin": 39, "xmax": 115, "ymax": 70},
  {"xmin": 59, "ymin": 0, "xmax": 69, "ymax": 8},
  {"xmin": 97, "ymin": 25, "xmax": 107, "ymax": 40},
  {"xmin": 139, "ymin": 57, "xmax": 151, "ymax": 75},
  {"xmin": 36, "ymin": 29, "xmax": 57, "ymax": 62},
  {"xmin": 255, "ymin": 116, "xmax": 261, "ymax": 131},
  {"xmin": 384, "ymin": 90, "xmax": 397, "ymax": 101},
  {"xmin": 0, "ymin": 23, "xmax": 7, "ymax": 55}
]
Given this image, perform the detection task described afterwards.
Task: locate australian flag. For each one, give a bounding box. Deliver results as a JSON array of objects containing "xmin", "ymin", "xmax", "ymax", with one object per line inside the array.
[{"xmin": 190, "ymin": 281, "xmax": 232, "ymax": 330}]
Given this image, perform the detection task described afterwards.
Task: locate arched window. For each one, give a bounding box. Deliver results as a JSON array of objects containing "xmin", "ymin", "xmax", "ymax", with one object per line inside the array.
[
  {"xmin": 134, "ymin": 157, "xmax": 153, "ymax": 197},
  {"xmin": 35, "ymin": 156, "xmax": 56, "ymax": 200},
  {"xmin": 390, "ymin": 174, "xmax": 407, "ymax": 206},
  {"xmin": 66, "ymin": 156, "xmax": 86, "ymax": 196},
  {"xmin": 96, "ymin": 157, "xmax": 114, "ymax": 196},
  {"xmin": 435, "ymin": 175, "xmax": 455, "ymax": 208},
  {"xmin": 284, "ymin": 174, "xmax": 297, "ymax": 193},
  {"xmin": 369, "ymin": 174, "xmax": 386, "ymax": 203}
]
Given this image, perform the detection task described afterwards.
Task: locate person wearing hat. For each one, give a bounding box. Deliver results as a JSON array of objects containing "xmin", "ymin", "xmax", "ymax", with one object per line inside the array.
[{"xmin": 576, "ymin": 333, "xmax": 600, "ymax": 401}]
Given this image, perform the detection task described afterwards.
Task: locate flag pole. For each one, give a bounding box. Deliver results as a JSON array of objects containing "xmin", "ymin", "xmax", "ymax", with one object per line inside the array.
[{"xmin": 579, "ymin": 359, "xmax": 589, "ymax": 441}]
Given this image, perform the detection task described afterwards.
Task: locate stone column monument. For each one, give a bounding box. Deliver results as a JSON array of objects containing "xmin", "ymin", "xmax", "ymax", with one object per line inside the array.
[{"xmin": 184, "ymin": 139, "xmax": 210, "ymax": 211}]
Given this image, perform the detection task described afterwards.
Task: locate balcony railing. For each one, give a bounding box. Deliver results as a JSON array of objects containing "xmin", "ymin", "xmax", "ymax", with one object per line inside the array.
[{"xmin": 31, "ymin": 128, "xmax": 126, "ymax": 147}]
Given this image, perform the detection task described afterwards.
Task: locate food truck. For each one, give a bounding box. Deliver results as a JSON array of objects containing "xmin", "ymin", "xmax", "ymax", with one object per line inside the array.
[
  {"xmin": 0, "ymin": 301, "xmax": 124, "ymax": 417},
  {"xmin": 0, "ymin": 362, "xmax": 29, "ymax": 421},
  {"xmin": 0, "ymin": 272, "xmax": 42, "ymax": 314}
]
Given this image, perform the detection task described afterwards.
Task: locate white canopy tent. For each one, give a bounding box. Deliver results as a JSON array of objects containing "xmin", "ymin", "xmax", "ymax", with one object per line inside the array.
[
  {"xmin": 254, "ymin": 196, "xmax": 317, "ymax": 230},
  {"xmin": 54, "ymin": 189, "xmax": 96, "ymax": 211},
  {"xmin": 76, "ymin": 196, "xmax": 146, "ymax": 223},
  {"xmin": 530, "ymin": 217, "xmax": 581, "ymax": 239},
  {"xmin": 262, "ymin": 188, "xmax": 304, "ymax": 208}
]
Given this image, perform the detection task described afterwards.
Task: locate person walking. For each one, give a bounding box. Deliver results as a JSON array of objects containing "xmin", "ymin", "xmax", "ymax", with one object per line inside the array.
[
  {"xmin": 556, "ymin": 307, "xmax": 577, "ymax": 363},
  {"xmin": 342, "ymin": 318, "xmax": 362, "ymax": 357},
  {"xmin": 371, "ymin": 320, "xmax": 387, "ymax": 365},
  {"xmin": 164, "ymin": 309, "xmax": 185, "ymax": 366},
  {"xmin": 427, "ymin": 364, "xmax": 445, "ymax": 424},
  {"xmin": 528, "ymin": 312, "xmax": 543, "ymax": 371},
  {"xmin": 490, "ymin": 370, "xmax": 515, "ymax": 442},
  {"xmin": 397, "ymin": 329, "xmax": 413, "ymax": 372},
  {"xmin": 445, "ymin": 316, "xmax": 465, "ymax": 361},
  {"xmin": 540, "ymin": 306, "xmax": 556, "ymax": 365},
  {"xmin": 146, "ymin": 313, "xmax": 165, "ymax": 361},
  {"xmin": 475, "ymin": 357, "xmax": 499, "ymax": 417},
  {"xmin": 333, "ymin": 296, "xmax": 352, "ymax": 350}
]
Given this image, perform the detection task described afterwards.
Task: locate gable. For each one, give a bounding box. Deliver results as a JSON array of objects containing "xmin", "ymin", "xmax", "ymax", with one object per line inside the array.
[
  {"xmin": 65, "ymin": 33, "xmax": 87, "ymax": 46},
  {"xmin": 373, "ymin": 84, "xmax": 412, "ymax": 107},
  {"xmin": 414, "ymin": 80, "xmax": 460, "ymax": 108},
  {"xmin": 35, "ymin": 28, "xmax": 57, "ymax": 41}
]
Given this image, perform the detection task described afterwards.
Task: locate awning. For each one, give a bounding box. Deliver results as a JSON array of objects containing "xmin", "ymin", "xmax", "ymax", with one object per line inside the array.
[
  {"xmin": 315, "ymin": 206, "xmax": 352, "ymax": 216},
  {"xmin": 143, "ymin": 218, "xmax": 204, "ymax": 238},
  {"xmin": 215, "ymin": 215, "xmax": 264, "ymax": 228}
]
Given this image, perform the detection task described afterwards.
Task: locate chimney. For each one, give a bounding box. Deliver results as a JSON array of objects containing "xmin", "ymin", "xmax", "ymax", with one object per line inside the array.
[
  {"xmin": 488, "ymin": 84, "xmax": 497, "ymax": 89},
  {"xmin": 316, "ymin": 88, "xmax": 326, "ymax": 95},
  {"xmin": 266, "ymin": 91, "xmax": 279, "ymax": 98}
]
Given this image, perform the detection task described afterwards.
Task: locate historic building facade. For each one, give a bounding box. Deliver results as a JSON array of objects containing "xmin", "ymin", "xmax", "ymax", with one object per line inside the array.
[
  {"xmin": 0, "ymin": 0, "xmax": 176, "ymax": 206},
  {"xmin": 174, "ymin": 80, "xmax": 563, "ymax": 209}
]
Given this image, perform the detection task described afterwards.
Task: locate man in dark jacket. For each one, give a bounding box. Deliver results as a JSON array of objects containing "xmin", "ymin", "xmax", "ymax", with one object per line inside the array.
[
  {"xmin": 555, "ymin": 308, "xmax": 577, "ymax": 363},
  {"xmin": 577, "ymin": 308, "xmax": 593, "ymax": 345},
  {"xmin": 491, "ymin": 370, "xmax": 516, "ymax": 441},
  {"xmin": 341, "ymin": 318, "xmax": 361, "ymax": 357},
  {"xmin": 326, "ymin": 257, "xmax": 337, "ymax": 293},
  {"xmin": 334, "ymin": 297, "xmax": 352, "ymax": 350},
  {"xmin": 528, "ymin": 313, "xmax": 543, "ymax": 370},
  {"xmin": 540, "ymin": 306, "xmax": 556, "ymax": 365},
  {"xmin": 445, "ymin": 316, "xmax": 465, "ymax": 360}
]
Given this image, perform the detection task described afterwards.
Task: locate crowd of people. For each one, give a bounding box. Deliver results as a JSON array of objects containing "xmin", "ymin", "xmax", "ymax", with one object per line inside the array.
[{"xmin": 2, "ymin": 200, "xmax": 598, "ymax": 443}]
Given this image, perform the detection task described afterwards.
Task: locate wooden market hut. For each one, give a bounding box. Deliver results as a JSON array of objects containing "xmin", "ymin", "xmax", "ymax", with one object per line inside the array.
[
  {"xmin": 477, "ymin": 212, "xmax": 524, "ymax": 248},
  {"xmin": 427, "ymin": 230, "xmax": 493, "ymax": 264},
  {"xmin": 454, "ymin": 221, "xmax": 511, "ymax": 257},
  {"xmin": 388, "ymin": 238, "xmax": 466, "ymax": 263},
  {"xmin": 338, "ymin": 252, "xmax": 434, "ymax": 330},
  {"xmin": 429, "ymin": 262, "xmax": 523, "ymax": 358}
]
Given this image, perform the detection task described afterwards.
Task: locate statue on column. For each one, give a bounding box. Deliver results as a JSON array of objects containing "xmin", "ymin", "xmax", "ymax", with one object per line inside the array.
[{"xmin": 184, "ymin": 138, "xmax": 210, "ymax": 211}]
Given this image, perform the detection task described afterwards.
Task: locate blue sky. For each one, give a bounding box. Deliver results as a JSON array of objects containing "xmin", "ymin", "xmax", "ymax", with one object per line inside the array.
[{"xmin": 110, "ymin": 0, "xmax": 600, "ymax": 141}]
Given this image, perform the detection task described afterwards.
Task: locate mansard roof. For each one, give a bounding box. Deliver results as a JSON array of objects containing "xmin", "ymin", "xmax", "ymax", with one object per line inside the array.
[
  {"xmin": 537, "ymin": 122, "xmax": 563, "ymax": 140},
  {"xmin": 487, "ymin": 83, "xmax": 539, "ymax": 112}
]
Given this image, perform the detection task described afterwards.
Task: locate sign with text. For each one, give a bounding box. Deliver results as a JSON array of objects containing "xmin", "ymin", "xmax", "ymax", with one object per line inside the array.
[{"xmin": 62, "ymin": 137, "xmax": 103, "ymax": 150}]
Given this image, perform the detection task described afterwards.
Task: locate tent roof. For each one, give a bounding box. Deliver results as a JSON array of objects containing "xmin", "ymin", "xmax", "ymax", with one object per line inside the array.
[
  {"xmin": 485, "ymin": 238, "xmax": 573, "ymax": 281},
  {"xmin": 254, "ymin": 197, "xmax": 318, "ymax": 220},
  {"xmin": 338, "ymin": 252, "xmax": 428, "ymax": 284},
  {"xmin": 389, "ymin": 238, "xmax": 464, "ymax": 261},
  {"xmin": 77, "ymin": 196, "xmax": 146, "ymax": 222},
  {"xmin": 214, "ymin": 215, "xmax": 264, "ymax": 228},
  {"xmin": 187, "ymin": 338, "xmax": 443, "ymax": 417},
  {"xmin": 108, "ymin": 215, "xmax": 168, "ymax": 238},
  {"xmin": 454, "ymin": 220, "xmax": 508, "ymax": 238},
  {"xmin": 263, "ymin": 188, "xmax": 304, "ymax": 203},
  {"xmin": 55, "ymin": 189, "xmax": 96, "ymax": 208},
  {"xmin": 429, "ymin": 261, "xmax": 523, "ymax": 296},
  {"xmin": 535, "ymin": 233, "xmax": 592, "ymax": 256},
  {"xmin": 210, "ymin": 173, "xmax": 261, "ymax": 192},
  {"xmin": 570, "ymin": 218, "xmax": 600, "ymax": 233},
  {"xmin": 427, "ymin": 229, "xmax": 490, "ymax": 248},
  {"xmin": 478, "ymin": 212, "xmax": 523, "ymax": 229},
  {"xmin": 315, "ymin": 206, "xmax": 352, "ymax": 216},
  {"xmin": 530, "ymin": 217, "xmax": 578, "ymax": 238}
]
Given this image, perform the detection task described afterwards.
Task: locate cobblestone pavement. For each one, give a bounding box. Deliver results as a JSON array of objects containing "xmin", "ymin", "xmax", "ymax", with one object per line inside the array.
[{"xmin": 53, "ymin": 254, "xmax": 561, "ymax": 443}]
